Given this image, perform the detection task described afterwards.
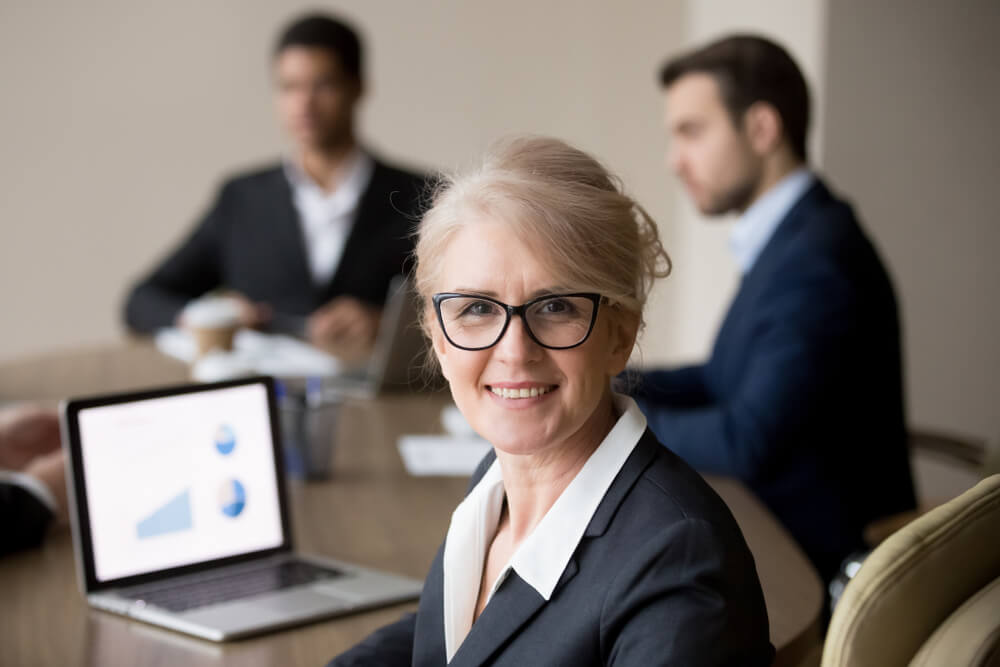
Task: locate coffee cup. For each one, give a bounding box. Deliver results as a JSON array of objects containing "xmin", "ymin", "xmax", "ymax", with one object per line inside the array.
[{"xmin": 182, "ymin": 297, "xmax": 242, "ymax": 357}]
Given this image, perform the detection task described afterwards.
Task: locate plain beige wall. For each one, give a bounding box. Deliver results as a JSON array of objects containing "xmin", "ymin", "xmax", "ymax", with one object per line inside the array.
[
  {"xmin": 0, "ymin": 0, "xmax": 684, "ymax": 363},
  {"xmin": 822, "ymin": 0, "xmax": 1000, "ymax": 442}
]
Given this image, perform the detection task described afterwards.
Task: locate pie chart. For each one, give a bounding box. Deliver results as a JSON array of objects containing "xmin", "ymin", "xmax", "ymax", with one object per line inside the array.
[
  {"xmin": 215, "ymin": 424, "xmax": 236, "ymax": 455},
  {"xmin": 219, "ymin": 479, "xmax": 246, "ymax": 517}
]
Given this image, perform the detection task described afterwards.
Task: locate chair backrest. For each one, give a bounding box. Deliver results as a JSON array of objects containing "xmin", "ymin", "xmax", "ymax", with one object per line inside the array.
[{"xmin": 822, "ymin": 474, "xmax": 1000, "ymax": 667}]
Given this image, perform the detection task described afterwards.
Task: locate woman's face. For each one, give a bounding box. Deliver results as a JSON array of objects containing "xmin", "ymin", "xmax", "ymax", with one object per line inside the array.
[{"xmin": 430, "ymin": 217, "xmax": 637, "ymax": 460}]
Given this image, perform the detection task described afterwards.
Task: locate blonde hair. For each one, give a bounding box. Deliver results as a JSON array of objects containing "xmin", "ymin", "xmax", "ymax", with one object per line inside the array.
[{"xmin": 414, "ymin": 135, "xmax": 671, "ymax": 336}]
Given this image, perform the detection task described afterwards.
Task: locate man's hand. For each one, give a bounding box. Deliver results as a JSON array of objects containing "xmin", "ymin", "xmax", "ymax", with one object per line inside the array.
[
  {"xmin": 307, "ymin": 297, "xmax": 382, "ymax": 358},
  {"xmin": 23, "ymin": 449, "xmax": 68, "ymax": 522},
  {"xmin": 224, "ymin": 292, "xmax": 273, "ymax": 329},
  {"xmin": 0, "ymin": 404, "xmax": 61, "ymax": 471},
  {"xmin": 175, "ymin": 291, "xmax": 273, "ymax": 330}
]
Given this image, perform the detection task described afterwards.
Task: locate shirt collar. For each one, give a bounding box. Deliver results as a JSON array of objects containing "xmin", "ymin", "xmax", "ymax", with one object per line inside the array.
[
  {"xmin": 282, "ymin": 148, "xmax": 374, "ymax": 219},
  {"xmin": 506, "ymin": 394, "xmax": 646, "ymax": 599},
  {"xmin": 441, "ymin": 394, "xmax": 647, "ymax": 660},
  {"xmin": 730, "ymin": 167, "xmax": 814, "ymax": 273}
]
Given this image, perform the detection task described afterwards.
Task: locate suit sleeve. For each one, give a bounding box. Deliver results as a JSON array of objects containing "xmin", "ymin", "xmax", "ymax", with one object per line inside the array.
[
  {"xmin": 633, "ymin": 365, "xmax": 712, "ymax": 408},
  {"xmin": 123, "ymin": 187, "xmax": 228, "ymax": 333},
  {"xmin": 0, "ymin": 482, "xmax": 54, "ymax": 557},
  {"xmin": 640, "ymin": 260, "xmax": 854, "ymax": 481},
  {"xmin": 602, "ymin": 518, "xmax": 774, "ymax": 667},
  {"xmin": 326, "ymin": 612, "xmax": 416, "ymax": 667}
]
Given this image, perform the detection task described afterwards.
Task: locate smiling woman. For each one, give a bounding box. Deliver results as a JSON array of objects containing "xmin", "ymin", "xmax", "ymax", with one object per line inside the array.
[{"xmin": 327, "ymin": 137, "xmax": 775, "ymax": 667}]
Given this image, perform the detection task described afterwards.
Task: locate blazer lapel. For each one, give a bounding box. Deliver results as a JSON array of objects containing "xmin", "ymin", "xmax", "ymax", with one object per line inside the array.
[
  {"xmin": 447, "ymin": 574, "xmax": 548, "ymax": 667},
  {"xmin": 585, "ymin": 429, "xmax": 659, "ymax": 538},
  {"xmin": 324, "ymin": 161, "xmax": 389, "ymax": 297},
  {"xmin": 709, "ymin": 179, "xmax": 831, "ymax": 380},
  {"xmin": 447, "ymin": 434, "xmax": 657, "ymax": 665},
  {"xmin": 263, "ymin": 169, "xmax": 316, "ymax": 297}
]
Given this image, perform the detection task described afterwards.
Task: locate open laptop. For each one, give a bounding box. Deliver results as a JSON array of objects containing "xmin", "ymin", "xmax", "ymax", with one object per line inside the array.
[
  {"xmin": 61, "ymin": 375, "xmax": 422, "ymax": 641},
  {"xmin": 316, "ymin": 275, "xmax": 430, "ymax": 399}
]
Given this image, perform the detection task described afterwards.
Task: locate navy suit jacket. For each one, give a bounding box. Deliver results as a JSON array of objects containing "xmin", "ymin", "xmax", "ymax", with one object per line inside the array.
[
  {"xmin": 123, "ymin": 156, "xmax": 428, "ymax": 333},
  {"xmin": 329, "ymin": 430, "xmax": 774, "ymax": 667},
  {"xmin": 634, "ymin": 179, "xmax": 915, "ymax": 581},
  {"xmin": 1, "ymin": 482, "xmax": 53, "ymax": 556}
]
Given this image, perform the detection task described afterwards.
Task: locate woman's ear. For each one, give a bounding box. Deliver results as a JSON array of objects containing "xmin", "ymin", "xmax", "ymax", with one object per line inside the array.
[
  {"xmin": 430, "ymin": 323, "xmax": 451, "ymax": 381},
  {"xmin": 605, "ymin": 308, "xmax": 640, "ymax": 377}
]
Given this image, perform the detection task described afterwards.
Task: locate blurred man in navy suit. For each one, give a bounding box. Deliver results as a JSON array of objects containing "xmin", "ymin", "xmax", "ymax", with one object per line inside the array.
[{"xmin": 634, "ymin": 35, "xmax": 915, "ymax": 581}]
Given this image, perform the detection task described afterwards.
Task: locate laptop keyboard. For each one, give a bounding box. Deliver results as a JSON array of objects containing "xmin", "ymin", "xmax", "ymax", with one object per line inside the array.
[{"xmin": 122, "ymin": 560, "xmax": 345, "ymax": 613}]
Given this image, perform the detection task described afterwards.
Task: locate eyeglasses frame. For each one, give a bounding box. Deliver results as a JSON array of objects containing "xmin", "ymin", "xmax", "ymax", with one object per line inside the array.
[{"xmin": 431, "ymin": 292, "xmax": 603, "ymax": 351}]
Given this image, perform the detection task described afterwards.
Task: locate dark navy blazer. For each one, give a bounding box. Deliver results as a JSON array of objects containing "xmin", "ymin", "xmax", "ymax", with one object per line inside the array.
[
  {"xmin": 123, "ymin": 157, "xmax": 427, "ymax": 333},
  {"xmin": 634, "ymin": 179, "xmax": 916, "ymax": 581},
  {"xmin": 1, "ymin": 482, "xmax": 53, "ymax": 556},
  {"xmin": 329, "ymin": 429, "xmax": 774, "ymax": 666}
]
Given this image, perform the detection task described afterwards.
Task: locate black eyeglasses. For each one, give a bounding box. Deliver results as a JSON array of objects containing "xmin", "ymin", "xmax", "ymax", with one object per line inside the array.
[{"xmin": 431, "ymin": 292, "xmax": 602, "ymax": 351}]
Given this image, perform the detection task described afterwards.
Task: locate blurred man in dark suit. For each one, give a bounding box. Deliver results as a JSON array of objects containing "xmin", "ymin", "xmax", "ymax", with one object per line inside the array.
[
  {"xmin": 124, "ymin": 13, "xmax": 427, "ymax": 355},
  {"xmin": 633, "ymin": 35, "xmax": 915, "ymax": 581},
  {"xmin": 0, "ymin": 404, "xmax": 65, "ymax": 556}
]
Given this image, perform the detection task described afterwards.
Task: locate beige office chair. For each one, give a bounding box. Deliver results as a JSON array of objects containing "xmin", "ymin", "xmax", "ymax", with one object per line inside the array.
[{"xmin": 822, "ymin": 474, "xmax": 1000, "ymax": 667}]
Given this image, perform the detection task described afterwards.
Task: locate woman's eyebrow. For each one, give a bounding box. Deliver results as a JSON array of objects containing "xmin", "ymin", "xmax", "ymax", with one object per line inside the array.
[
  {"xmin": 450, "ymin": 287, "xmax": 498, "ymax": 297},
  {"xmin": 447, "ymin": 286, "xmax": 573, "ymax": 299}
]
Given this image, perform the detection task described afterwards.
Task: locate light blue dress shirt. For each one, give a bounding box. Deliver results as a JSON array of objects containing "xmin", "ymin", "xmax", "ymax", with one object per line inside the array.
[{"xmin": 729, "ymin": 168, "xmax": 815, "ymax": 273}]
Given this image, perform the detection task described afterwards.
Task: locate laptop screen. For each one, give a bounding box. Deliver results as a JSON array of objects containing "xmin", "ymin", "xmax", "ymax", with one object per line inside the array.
[{"xmin": 73, "ymin": 381, "xmax": 285, "ymax": 583}]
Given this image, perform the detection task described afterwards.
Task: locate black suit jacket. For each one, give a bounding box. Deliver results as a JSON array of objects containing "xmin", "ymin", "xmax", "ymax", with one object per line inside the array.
[
  {"xmin": 124, "ymin": 156, "xmax": 428, "ymax": 332},
  {"xmin": 634, "ymin": 179, "xmax": 916, "ymax": 581},
  {"xmin": 1, "ymin": 482, "xmax": 53, "ymax": 556},
  {"xmin": 329, "ymin": 430, "xmax": 774, "ymax": 667}
]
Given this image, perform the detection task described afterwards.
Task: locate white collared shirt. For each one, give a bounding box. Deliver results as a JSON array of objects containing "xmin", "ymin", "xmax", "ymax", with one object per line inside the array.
[
  {"xmin": 441, "ymin": 394, "xmax": 647, "ymax": 661},
  {"xmin": 283, "ymin": 149, "xmax": 374, "ymax": 286},
  {"xmin": 730, "ymin": 167, "xmax": 815, "ymax": 274}
]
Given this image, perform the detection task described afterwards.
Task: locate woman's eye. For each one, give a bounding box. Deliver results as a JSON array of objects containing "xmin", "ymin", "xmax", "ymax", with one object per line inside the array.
[
  {"xmin": 541, "ymin": 299, "xmax": 572, "ymax": 314},
  {"xmin": 461, "ymin": 300, "xmax": 498, "ymax": 317}
]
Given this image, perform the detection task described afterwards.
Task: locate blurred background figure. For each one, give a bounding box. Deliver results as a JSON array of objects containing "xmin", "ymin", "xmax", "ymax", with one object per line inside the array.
[
  {"xmin": 631, "ymin": 35, "xmax": 915, "ymax": 583},
  {"xmin": 123, "ymin": 12, "xmax": 428, "ymax": 356},
  {"xmin": 0, "ymin": 404, "xmax": 66, "ymax": 556}
]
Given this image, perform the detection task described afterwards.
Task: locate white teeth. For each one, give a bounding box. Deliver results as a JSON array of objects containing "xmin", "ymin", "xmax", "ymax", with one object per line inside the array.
[{"xmin": 490, "ymin": 386, "xmax": 553, "ymax": 399}]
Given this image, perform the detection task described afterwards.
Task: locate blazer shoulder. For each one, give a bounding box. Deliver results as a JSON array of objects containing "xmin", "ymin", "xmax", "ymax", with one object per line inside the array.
[
  {"xmin": 619, "ymin": 432, "xmax": 746, "ymax": 535},
  {"xmin": 219, "ymin": 163, "xmax": 286, "ymax": 192},
  {"xmin": 368, "ymin": 157, "xmax": 434, "ymax": 208},
  {"xmin": 370, "ymin": 155, "xmax": 433, "ymax": 187},
  {"xmin": 789, "ymin": 179, "xmax": 868, "ymax": 248}
]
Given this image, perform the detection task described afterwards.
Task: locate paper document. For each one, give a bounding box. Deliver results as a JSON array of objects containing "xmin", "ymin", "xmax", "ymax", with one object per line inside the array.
[
  {"xmin": 397, "ymin": 435, "xmax": 492, "ymax": 476},
  {"xmin": 154, "ymin": 328, "xmax": 345, "ymax": 378}
]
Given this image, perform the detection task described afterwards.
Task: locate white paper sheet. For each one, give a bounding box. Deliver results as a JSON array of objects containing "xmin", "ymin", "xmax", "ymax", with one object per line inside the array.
[
  {"xmin": 154, "ymin": 327, "xmax": 345, "ymax": 378},
  {"xmin": 397, "ymin": 435, "xmax": 492, "ymax": 477}
]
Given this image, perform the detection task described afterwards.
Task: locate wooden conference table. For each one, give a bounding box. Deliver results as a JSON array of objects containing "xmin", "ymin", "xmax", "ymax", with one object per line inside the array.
[{"xmin": 0, "ymin": 341, "xmax": 823, "ymax": 666}]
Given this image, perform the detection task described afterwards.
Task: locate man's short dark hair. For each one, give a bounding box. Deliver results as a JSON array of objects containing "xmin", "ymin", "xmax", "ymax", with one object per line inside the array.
[
  {"xmin": 659, "ymin": 35, "xmax": 810, "ymax": 162},
  {"xmin": 274, "ymin": 13, "xmax": 363, "ymax": 82}
]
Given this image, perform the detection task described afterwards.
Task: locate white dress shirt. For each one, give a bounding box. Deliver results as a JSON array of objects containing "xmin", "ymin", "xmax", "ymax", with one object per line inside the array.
[
  {"xmin": 441, "ymin": 394, "xmax": 648, "ymax": 661},
  {"xmin": 729, "ymin": 167, "xmax": 815, "ymax": 274},
  {"xmin": 283, "ymin": 149, "xmax": 374, "ymax": 286}
]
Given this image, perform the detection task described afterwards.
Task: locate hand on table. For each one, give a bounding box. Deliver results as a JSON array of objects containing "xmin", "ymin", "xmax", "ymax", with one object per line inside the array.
[
  {"xmin": 307, "ymin": 297, "xmax": 381, "ymax": 359},
  {"xmin": 23, "ymin": 449, "xmax": 68, "ymax": 522},
  {"xmin": 175, "ymin": 291, "xmax": 273, "ymax": 330},
  {"xmin": 0, "ymin": 404, "xmax": 68, "ymax": 522},
  {"xmin": 0, "ymin": 404, "xmax": 61, "ymax": 471}
]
